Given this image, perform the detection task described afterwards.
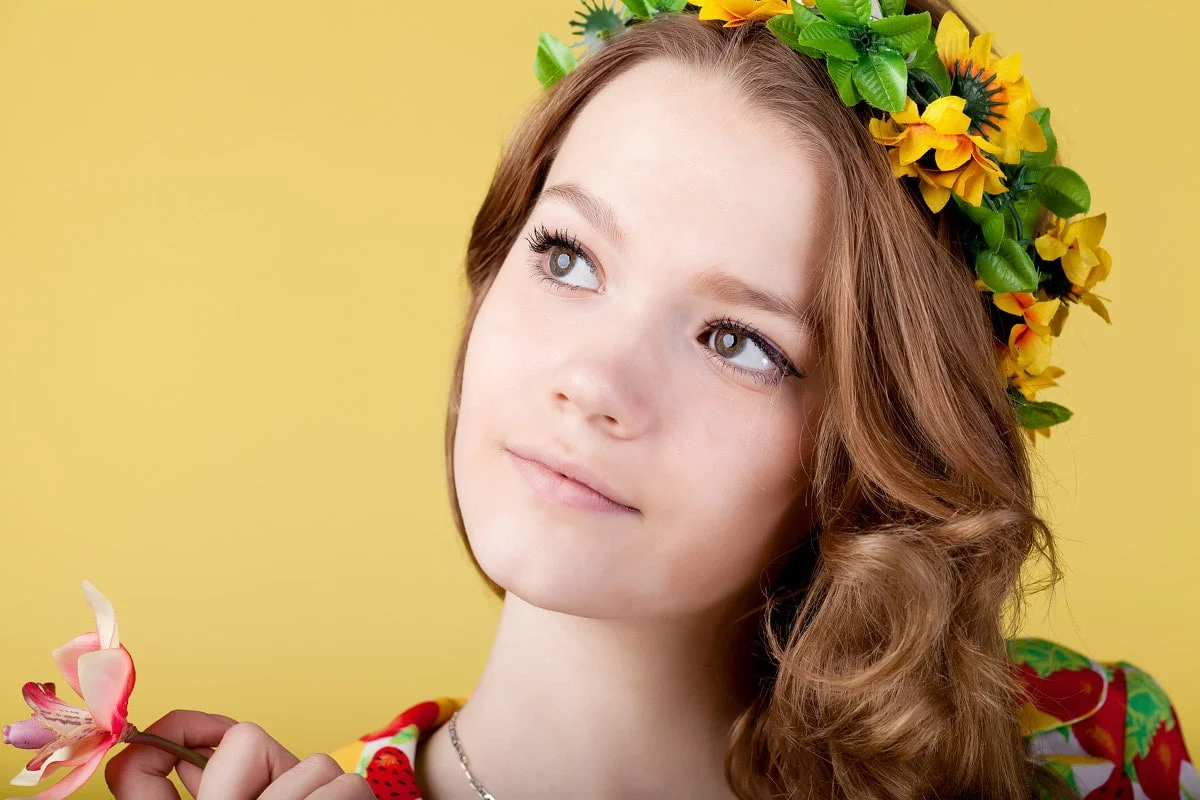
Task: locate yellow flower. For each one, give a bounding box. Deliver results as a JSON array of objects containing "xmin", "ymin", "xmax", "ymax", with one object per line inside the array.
[
  {"xmin": 1000, "ymin": 348, "xmax": 1064, "ymax": 402},
  {"xmin": 869, "ymin": 95, "xmax": 1007, "ymax": 212},
  {"xmin": 996, "ymin": 343, "xmax": 1064, "ymax": 445},
  {"xmin": 694, "ymin": 0, "xmax": 792, "ymax": 27},
  {"xmin": 993, "ymin": 291, "xmax": 1060, "ymax": 336},
  {"xmin": 935, "ymin": 11, "xmax": 1048, "ymax": 164},
  {"xmin": 1035, "ymin": 212, "xmax": 1112, "ymax": 329},
  {"xmin": 1007, "ymin": 322, "xmax": 1051, "ymax": 377}
]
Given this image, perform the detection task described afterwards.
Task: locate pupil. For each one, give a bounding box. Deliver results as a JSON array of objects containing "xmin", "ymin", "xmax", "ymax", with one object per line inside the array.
[
  {"xmin": 717, "ymin": 329, "xmax": 743, "ymax": 356},
  {"xmin": 551, "ymin": 249, "xmax": 572, "ymax": 276}
]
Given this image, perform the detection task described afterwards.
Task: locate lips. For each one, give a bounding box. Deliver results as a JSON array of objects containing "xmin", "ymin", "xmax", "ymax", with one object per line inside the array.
[{"xmin": 505, "ymin": 446, "xmax": 637, "ymax": 512}]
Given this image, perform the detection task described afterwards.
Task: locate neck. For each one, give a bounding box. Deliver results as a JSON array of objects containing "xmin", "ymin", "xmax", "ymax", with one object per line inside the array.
[{"xmin": 417, "ymin": 589, "xmax": 761, "ymax": 800}]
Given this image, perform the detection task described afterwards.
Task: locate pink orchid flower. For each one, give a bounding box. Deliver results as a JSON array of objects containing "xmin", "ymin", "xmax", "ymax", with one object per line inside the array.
[
  {"xmin": 3, "ymin": 581, "xmax": 206, "ymax": 800},
  {"xmin": 3, "ymin": 581, "xmax": 135, "ymax": 800}
]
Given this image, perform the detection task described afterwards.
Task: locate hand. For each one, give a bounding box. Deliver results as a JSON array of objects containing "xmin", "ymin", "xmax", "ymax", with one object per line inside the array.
[{"xmin": 104, "ymin": 709, "xmax": 376, "ymax": 800}]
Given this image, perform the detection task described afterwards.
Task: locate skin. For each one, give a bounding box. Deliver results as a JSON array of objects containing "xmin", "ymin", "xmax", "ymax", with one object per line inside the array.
[
  {"xmin": 418, "ymin": 59, "xmax": 831, "ymax": 800},
  {"xmin": 104, "ymin": 712, "xmax": 375, "ymax": 799},
  {"xmin": 104, "ymin": 56, "xmax": 831, "ymax": 800}
]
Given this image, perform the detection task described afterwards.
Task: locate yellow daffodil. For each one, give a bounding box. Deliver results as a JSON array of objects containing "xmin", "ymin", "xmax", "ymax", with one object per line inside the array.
[
  {"xmin": 934, "ymin": 11, "xmax": 1047, "ymax": 164},
  {"xmin": 869, "ymin": 95, "xmax": 1007, "ymax": 212},
  {"xmin": 1035, "ymin": 212, "xmax": 1112, "ymax": 327},
  {"xmin": 694, "ymin": 0, "xmax": 792, "ymax": 27},
  {"xmin": 993, "ymin": 291, "xmax": 1060, "ymax": 336}
]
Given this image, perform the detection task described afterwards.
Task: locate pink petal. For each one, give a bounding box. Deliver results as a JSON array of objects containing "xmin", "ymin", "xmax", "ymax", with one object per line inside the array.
[
  {"xmin": 20, "ymin": 684, "xmax": 93, "ymax": 735},
  {"xmin": 50, "ymin": 633, "xmax": 101, "ymax": 700},
  {"xmin": 24, "ymin": 725, "xmax": 105, "ymax": 772},
  {"xmin": 8, "ymin": 731, "xmax": 109, "ymax": 786},
  {"xmin": 79, "ymin": 582, "xmax": 119, "ymax": 650},
  {"xmin": 3, "ymin": 720, "xmax": 59, "ymax": 749},
  {"xmin": 6, "ymin": 740, "xmax": 109, "ymax": 800},
  {"xmin": 76, "ymin": 649, "xmax": 134, "ymax": 732}
]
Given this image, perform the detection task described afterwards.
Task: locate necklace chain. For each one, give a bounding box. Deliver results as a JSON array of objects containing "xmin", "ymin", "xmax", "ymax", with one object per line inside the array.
[{"xmin": 448, "ymin": 710, "xmax": 498, "ymax": 800}]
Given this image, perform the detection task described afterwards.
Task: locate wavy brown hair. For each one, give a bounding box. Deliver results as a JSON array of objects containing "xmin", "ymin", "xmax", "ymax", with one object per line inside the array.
[{"xmin": 442, "ymin": 3, "xmax": 1074, "ymax": 798}]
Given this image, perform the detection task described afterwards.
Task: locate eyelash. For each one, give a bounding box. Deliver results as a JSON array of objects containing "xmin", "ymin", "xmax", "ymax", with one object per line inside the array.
[{"xmin": 523, "ymin": 224, "xmax": 805, "ymax": 386}]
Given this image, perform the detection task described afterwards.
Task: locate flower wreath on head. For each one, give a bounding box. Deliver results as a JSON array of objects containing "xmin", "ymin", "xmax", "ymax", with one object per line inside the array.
[{"xmin": 533, "ymin": 0, "xmax": 1112, "ymax": 445}]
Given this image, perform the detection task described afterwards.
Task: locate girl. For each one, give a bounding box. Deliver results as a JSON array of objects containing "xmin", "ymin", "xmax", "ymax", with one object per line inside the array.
[{"xmin": 102, "ymin": 2, "xmax": 1193, "ymax": 799}]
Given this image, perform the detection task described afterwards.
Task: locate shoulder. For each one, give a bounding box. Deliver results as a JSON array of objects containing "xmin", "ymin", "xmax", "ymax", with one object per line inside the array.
[
  {"xmin": 328, "ymin": 695, "xmax": 467, "ymax": 798},
  {"xmin": 1006, "ymin": 636, "xmax": 1199, "ymax": 797}
]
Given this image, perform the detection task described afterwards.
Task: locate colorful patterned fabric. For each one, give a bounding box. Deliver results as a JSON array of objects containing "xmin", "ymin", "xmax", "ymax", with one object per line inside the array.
[{"xmin": 329, "ymin": 637, "xmax": 1196, "ymax": 799}]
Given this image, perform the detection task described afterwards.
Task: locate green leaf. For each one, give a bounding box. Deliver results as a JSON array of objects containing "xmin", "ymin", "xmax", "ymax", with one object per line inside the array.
[
  {"xmin": 1123, "ymin": 664, "xmax": 1176, "ymax": 760},
  {"xmin": 1009, "ymin": 396, "xmax": 1074, "ymax": 431},
  {"xmin": 387, "ymin": 724, "xmax": 419, "ymax": 746},
  {"xmin": 816, "ymin": 0, "xmax": 872, "ymax": 26},
  {"xmin": 906, "ymin": 40, "xmax": 951, "ymax": 95},
  {"xmin": 975, "ymin": 237, "xmax": 1038, "ymax": 292},
  {"xmin": 1007, "ymin": 191, "xmax": 1043, "ymax": 240},
  {"xmin": 1005, "ymin": 638, "xmax": 1092, "ymax": 678},
  {"xmin": 767, "ymin": 15, "xmax": 827, "ymax": 58},
  {"xmin": 879, "ymin": 0, "xmax": 906, "ymax": 16},
  {"xmin": 826, "ymin": 58, "xmax": 862, "ymax": 105},
  {"xmin": 1020, "ymin": 107, "xmax": 1058, "ymax": 167},
  {"xmin": 868, "ymin": 11, "xmax": 930, "ymax": 54},
  {"xmin": 795, "ymin": 20, "xmax": 861, "ymax": 61},
  {"xmin": 951, "ymin": 194, "xmax": 1005, "ymax": 251},
  {"xmin": 622, "ymin": 0, "xmax": 652, "ymax": 18},
  {"xmin": 792, "ymin": 2, "xmax": 823, "ymax": 28},
  {"xmin": 852, "ymin": 48, "xmax": 907, "ymax": 112},
  {"xmin": 534, "ymin": 32, "xmax": 579, "ymax": 89},
  {"xmin": 648, "ymin": 0, "xmax": 688, "ymax": 10},
  {"xmin": 1035, "ymin": 165, "xmax": 1091, "ymax": 217}
]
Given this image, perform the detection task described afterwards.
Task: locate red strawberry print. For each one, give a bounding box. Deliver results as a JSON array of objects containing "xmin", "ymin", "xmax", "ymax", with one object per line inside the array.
[
  {"xmin": 1072, "ymin": 666, "xmax": 1125, "ymax": 765},
  {"xmin": 1019, "ymin": 663, "xmax": 1107, "ymax": 724},
  {"xmin": 364, "ymin": 745, "xmax": 420, "ymax": 799},
  {"xmin": 1082, "ymin": 767, "xmax": 1132, "ymax": 798},
  {"xmin": 359, "ymin": 700, "xmax": 442, "ymax": 741}
]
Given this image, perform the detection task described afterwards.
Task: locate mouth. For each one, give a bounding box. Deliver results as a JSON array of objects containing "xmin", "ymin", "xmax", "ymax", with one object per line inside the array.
[{"xmin": 505, "ymin": 449, "xmax": 639, "ymax": 515}]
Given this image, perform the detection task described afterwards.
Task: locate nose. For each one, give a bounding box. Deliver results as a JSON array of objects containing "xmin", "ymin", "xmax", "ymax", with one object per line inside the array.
[{"xmin": 549, "ymin": 319, "xmax": 656, "ymax": 440}]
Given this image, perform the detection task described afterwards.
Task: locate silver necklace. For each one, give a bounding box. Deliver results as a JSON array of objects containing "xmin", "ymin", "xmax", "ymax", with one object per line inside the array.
[{"xmin": 447, "ymin": 709, "xmax": 498, "ymax": 800}]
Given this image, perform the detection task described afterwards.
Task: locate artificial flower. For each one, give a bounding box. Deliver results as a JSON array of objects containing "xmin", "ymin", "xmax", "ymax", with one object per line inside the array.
[
  {"xmin": 996, "ymin": 343, "xmax": 1064, "ymax": 445},
  {"xmin": 993, "ymin": 291, "xmax": 1060, "ymax": 336},
  {"xmin": 934, "ymin": 11, "xmax": 1047, "ymax": 163},
  {"xmin": 999, "ymin": 345, "xmax": 1065, "ymax": 402},
  {"xmin": 3, "ymin": 582, "xmax": 206, "ymax": 800},
  {"xmin": 4, "ymin": 582, "xmax": 135, "ymax": 800},
  {"xmin": 1007, "ymin": 321, "xmax": 1052, "ymax": 377},
  {"xmin": 1035, "ymin": 211, "xmax": 1112, "ymax": 328},
  {"xmin": 869, "ymin": 95, "xmax": 1007, "ymax": 212},
  {"xmin": 693, "ymin": 0, "xmax": 792, "ymax": 27}
]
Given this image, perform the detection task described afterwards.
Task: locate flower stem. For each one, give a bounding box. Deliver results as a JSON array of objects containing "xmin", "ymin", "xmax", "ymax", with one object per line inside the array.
[{"xmin": 125, "ymin": 731, "xmax": 210, "ymax": 768}]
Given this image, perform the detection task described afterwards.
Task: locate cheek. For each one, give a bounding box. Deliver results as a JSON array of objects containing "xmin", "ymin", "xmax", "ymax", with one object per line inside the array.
[{"xmin": 648, "ymin": 408, "xmax": 813, "ymax": 608}]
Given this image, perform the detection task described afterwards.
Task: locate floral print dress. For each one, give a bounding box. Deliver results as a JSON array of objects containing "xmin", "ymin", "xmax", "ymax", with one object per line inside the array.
[{"xmin": 329, "ymin": 637, "xmax": 1197, "ymax": 799}]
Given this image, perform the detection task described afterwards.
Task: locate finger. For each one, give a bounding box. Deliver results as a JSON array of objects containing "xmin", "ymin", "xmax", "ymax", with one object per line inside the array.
[
  {"xmin": 195, "ymin": 721, "xmax": 301, "ymax": 800},
  {"xmin": 256, "ymin": 753, "xmax": 346, "ymax": 800},
  {"xmin": 174, "ymin": 715, "xmax": 236, "ymax": 793},
  {"xmin": 304, "ymin": 770, "xmax": 377, "ymax": 800},
  {"xmin": 105, "ymin": 710, "xmax": 239, "ymax": 800}
]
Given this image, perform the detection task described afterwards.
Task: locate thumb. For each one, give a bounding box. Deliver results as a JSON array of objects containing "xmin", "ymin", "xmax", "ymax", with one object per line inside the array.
[{"xmin": 105, "ymin": 710, "xmax": 238, "ymax": 800}]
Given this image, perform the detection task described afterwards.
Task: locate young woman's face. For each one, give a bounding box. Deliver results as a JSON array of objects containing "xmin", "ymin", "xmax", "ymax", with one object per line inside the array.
[{"xmin": 453, "ymin": 58, "xmax": 830, "ymax": 619}]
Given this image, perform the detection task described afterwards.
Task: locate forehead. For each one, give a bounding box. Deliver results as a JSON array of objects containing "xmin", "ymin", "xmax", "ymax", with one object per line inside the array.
[{"xmin": 541, "ymin": 59, "xmax": 828, "ymax": 319}]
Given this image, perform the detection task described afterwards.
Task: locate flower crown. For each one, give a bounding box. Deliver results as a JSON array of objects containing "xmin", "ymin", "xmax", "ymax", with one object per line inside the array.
[{"xmin": 533, "ymin": 0, "xmax": 1112, "ymax": 444}]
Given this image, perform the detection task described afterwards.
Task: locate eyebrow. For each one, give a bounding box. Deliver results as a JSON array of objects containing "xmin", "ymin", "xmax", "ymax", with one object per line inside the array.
[{"xmin": 535, "ymin": 181, "xmax": 818, "ymax": 336}]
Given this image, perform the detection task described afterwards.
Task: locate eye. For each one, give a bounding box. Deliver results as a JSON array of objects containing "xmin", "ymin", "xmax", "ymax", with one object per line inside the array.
[
  {"xmin": 702, "ymin": 318, "xmax": 804, "ymax": 386},
  {"xmin": 524, "ymin": 225, "xmax": 804, "ymax": 386},
  {"xmin": 525, "ymin": 224, "xmax": 601, "ymax": 291}
]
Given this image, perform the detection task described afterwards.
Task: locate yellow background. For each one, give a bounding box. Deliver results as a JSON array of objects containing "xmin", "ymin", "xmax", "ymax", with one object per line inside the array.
[{"xmin": 0, "ymin": 2, "xmax": 1195, "ymax": 797}]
